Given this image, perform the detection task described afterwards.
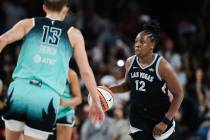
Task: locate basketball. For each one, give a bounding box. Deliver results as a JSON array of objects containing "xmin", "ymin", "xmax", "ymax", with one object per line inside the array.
[{"xmin": 88, "ymin": 86, "xmax": 114, "ymax": 112}]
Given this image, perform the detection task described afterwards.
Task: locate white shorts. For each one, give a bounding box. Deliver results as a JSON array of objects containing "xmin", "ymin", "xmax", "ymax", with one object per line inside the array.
[{"xmin": 3, "ymin": 119, "xmax": 52, "ymax": 140}]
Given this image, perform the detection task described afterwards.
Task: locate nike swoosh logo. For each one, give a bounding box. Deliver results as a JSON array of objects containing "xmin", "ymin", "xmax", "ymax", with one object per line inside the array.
[{"xmin": 108, "ymin": 98, "xmax": 112, "ymax": 101}]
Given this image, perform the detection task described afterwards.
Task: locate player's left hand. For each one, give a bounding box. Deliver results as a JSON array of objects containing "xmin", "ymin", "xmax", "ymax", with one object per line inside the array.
[
  {"xmin": 153, "ymin": 122, "xmax": 168, "ymax": 136},
  {"xmin": 60, "ymin": 99, "xmax": 69, "ymax": 107},
  {"xmin": 89, "ymin": 98, "xmax": 105, "ymax": 124}
]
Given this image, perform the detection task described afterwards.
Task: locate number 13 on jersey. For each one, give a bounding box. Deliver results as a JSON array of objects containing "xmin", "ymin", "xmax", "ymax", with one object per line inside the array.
[{"xmin": 42, "ymin": 25, "xmax": 62, "ymax": 46}]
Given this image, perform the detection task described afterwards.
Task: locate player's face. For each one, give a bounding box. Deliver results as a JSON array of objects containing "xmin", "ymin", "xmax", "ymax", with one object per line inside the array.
[{"xmin": 134, "ymin": 32, "xmax": 154, "ymax": 57}]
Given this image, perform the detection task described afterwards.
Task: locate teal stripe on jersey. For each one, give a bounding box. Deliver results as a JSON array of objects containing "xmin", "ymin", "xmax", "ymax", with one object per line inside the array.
[{"xmin": 12, "ymin": 17, "xmax": 73, "ymax": 96}]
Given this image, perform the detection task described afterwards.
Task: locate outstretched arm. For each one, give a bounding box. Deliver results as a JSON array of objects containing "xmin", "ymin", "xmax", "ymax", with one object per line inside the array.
[
  {"xmin": 0, "ymin": 18, "xmax": 34, "ymax": 52},
  {"xmin": 109, "ymin": 57, "xmax": 132, "ymax": 93},
  {"xmin": 68, "ymin": 27, "xmax": 104, "ymax": 123},
  {"xmin": 60, "ymin": 69, "xmax": 82, "ymax": 107}
]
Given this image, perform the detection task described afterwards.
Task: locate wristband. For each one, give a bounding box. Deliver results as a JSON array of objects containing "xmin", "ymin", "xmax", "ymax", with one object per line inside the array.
[{"xmin": 161, "ymin": 116, "xmax": 172, "ymax": 125}]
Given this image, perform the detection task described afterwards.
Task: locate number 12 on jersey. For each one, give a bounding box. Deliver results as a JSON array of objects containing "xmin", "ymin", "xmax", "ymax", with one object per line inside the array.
[{"xmin": 135, "ymin": 80, "xmax": 146, "ymax": 92}]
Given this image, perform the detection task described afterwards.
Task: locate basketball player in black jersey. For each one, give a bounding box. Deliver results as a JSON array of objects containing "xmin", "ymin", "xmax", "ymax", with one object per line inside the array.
[{"xmin": 109, "ymin": 20, "xmax": 184, "ymax": 140}]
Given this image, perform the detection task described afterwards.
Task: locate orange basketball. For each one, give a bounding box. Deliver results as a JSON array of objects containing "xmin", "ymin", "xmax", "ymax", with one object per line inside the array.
[{"xmin": 88, "ymin": 86, "xmax": 114, "ymax": 112}]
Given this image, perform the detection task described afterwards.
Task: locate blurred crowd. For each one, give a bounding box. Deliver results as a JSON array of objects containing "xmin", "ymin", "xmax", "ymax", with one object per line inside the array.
[{"xmin": 0, "ymin": 0, "xmax": 210, "ymax": 140}]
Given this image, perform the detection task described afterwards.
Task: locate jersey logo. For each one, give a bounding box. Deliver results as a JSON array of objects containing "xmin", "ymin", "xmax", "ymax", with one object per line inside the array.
[
  {"xmin": 51, "ymin": 21, "xmax": 55, "ymax": 25},
  {"xmin": 133, "ymin": 66, "xmax": 138, "ymax": 69},
  {"xmin": 108, "ymin": 98, "xmax": 112, "ymax": 102},
  {"xmin": 131, "ymin": 72, "xmax": 154, "ymax": 82},
  {"xmin": 149, "ymin": 68, "xmax": 154, "ymax": 72}
]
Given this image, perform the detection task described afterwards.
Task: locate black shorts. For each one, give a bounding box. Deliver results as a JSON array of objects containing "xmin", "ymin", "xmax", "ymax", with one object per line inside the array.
[{"xmin": 130, "ymin": 119, "xmax": 175, "ymax": 140}]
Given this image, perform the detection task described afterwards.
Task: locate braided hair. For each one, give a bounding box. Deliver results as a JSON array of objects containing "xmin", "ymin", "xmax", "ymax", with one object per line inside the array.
[{"xmin": 142, "ymin": 20, "xmax": 161, "ymax": 46}]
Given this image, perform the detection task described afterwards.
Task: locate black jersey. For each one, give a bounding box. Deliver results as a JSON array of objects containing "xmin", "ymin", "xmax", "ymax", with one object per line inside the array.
[{"xmin": 128, "ymin": 54, "xmax": 170, "ymax": 128}]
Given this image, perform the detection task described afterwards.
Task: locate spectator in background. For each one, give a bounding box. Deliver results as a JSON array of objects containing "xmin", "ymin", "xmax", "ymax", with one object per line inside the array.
[
  {"xmin": 195, "ymin": 68, "xmax": 210, "ymax": 140},
  {"xmin": 159, "ymin": 37, "xmax": 187, "ymax": 89},
  {"xmin": 2, "ymin": 0, "xmax": 27, "ymax": 29},
  {"xmin": 160, "ymin": 37, "xmax": 181, "ymax": 71},
  {"xmin": 112, "ymin": 103, "xmax": 132, "ymax": 140},
  {"xmin": 81, "ymin": 110, "xmax": 116, "ymax": 140}
]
